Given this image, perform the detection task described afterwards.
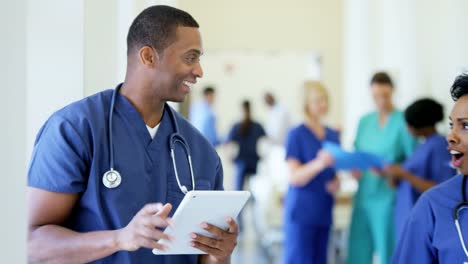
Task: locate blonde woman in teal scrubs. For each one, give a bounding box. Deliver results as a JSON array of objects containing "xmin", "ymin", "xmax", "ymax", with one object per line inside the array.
[{"xmin": 346, "ymin": 72, "xmax": 417, "ymax": 264}]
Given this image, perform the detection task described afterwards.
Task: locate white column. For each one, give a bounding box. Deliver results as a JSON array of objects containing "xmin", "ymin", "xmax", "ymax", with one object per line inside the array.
[
  {"xmin": 343, "ymin": 0, "xmax": 373, "ymax": 148},
  {"xmin": 116, "ymin": 0, "xmax": 137, "ymax": 82},
  {"xmin": 424, "ymin": 0, "xmax": 468, "ymax": 107},
  {"xmin": 379, "ymin": 0, "xmax": 422, "ymax": 107},
  {"xmin": 0, "ymin": 0, "xmax": 27, "ymax": 262},
  {"xmin": 26, "ymin": 0, "xmax": 85, "ymax": 156},
  {"xmin": 84, "ymin": 0, "xmax": 119, "ymax": 95}
]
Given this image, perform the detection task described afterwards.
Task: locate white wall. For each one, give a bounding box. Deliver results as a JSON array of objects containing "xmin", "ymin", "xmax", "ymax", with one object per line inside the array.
[
  {"xmin": 1, "ymin": 1, "xmax": 27, "ymax": 262},
  {"xmin": 179, "ymin": 0, "xmax": 344, "ymax": 126},
  {"xmin": 194, "ymin": 50, "xmax": 321, "ymax": 134},
  {"xmin": 343, "ymin": 0, "xmax": 468, "ymax": 147}
]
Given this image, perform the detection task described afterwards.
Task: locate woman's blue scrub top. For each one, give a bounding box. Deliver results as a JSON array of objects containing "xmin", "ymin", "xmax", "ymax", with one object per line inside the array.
[
  {"xmin": 28, "ymin": 88, "xmax": 224, "ymax": 264},
  {"xmin": 226, "ymin": 121, "xmax": 266, "ymax": 172},
  {"xmin": 284, "ymin": 124, "xmax": 340, "ymax": 226},
  {"xmin": 392, "ymin": 175, "xmax": 468, "ymax": 263},
  {"xmin": 394, "ymin": 134, "xmax": 455, "ymax": 240}
]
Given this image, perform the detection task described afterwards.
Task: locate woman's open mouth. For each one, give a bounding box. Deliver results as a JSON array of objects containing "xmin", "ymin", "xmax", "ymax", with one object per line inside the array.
[{"xmin": 451, "ymin": 150, "xmax": 465, "ymax": 168}]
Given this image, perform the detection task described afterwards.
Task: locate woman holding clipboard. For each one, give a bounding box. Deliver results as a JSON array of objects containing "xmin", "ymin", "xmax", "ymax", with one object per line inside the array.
[{"xmin": 283, "ymin": 81, "xmax": 339, "ymax": 264}]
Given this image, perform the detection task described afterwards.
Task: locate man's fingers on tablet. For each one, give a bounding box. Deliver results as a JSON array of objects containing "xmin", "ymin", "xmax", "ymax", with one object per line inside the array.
[
  {"xmin": 139, "ymin": 203, "xmax": 164, "ymax": 216},
  {"xmin": 139, "ymin": 214, "xmax": 167, "ymax": 228},
  {"xmin": 166, "ymin": 217, "xmax": 176, "ymax": 228},
  {"xmin": 139, "ymin": 237, "xmax": 168, "ymax": 251},
  {"xmin": 200, "ymin": 222, "xmax": 226, "ymax": 239},
  {"xmin": 191, "ymin": 233, "xmax": 222, "ymax": 249},
  {"xmin": 190, "ymin": 240, "xmax": 223, "ymax": 256},
  {"xmin": 155, "ymin": 203, "xmax": 172, "ymax": 218},
  {"xmin": 226, "ymin": 217, "xmax": 238, "ymax": 234},
  {"xmin": 150, "ymin": 215, "xmax": 171, "ymax": 228},
  {"xmin": 140, "ymin": 226, "xmax": 172, "ymax": 242}
]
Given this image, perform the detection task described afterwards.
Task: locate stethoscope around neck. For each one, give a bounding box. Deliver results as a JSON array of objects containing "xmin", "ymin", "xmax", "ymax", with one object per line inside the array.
[
  {"xmin": 454, "ymin": 175, "xmax": 468, "ymax": 259},
  {"xmin": 102, "ymin": 85, "xmax": 195, "ymax": 194}
]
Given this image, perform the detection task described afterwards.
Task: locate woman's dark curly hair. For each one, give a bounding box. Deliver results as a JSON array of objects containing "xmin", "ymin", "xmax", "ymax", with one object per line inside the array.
[{"xmin": 450, "ymin": 73, "xmax": 468, "ymax": 101}]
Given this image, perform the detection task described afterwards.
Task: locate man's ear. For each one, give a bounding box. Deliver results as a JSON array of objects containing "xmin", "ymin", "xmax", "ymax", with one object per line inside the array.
[{"xmin": 139, "ymin": 46, "xmax": 159, "ymax": 67}]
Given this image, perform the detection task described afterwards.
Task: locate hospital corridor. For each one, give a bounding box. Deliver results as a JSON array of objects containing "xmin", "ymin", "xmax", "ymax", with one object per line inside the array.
[{"xmin": 3, "ymin": 0, "xmax": 468, "ymax": 263}]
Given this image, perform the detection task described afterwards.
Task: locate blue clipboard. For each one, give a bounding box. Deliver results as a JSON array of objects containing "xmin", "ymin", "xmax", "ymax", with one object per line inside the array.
[{"xmin": 322, "ymin": 141, "xmax": 387, "ymax": 171}]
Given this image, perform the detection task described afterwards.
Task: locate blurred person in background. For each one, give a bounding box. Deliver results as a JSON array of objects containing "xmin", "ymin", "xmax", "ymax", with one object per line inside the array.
[
  {"xmin": 189, "ymin": 86, "xmax": 219, "ymax": 146},
  {"xmin": 347, "ymin": 72, "xmax": 417, "ymax": 264},
  {"xmin": 226, "ymin": 100, "xmax": 266, "ymax": 192},
  {"xmin": 382, "ymin": 98, "xmax": 455, "ymax": 241},
  {"xmin": 225, "ymin": 100, "xmax": 266, "ymax": 232},
  {"xmin": 264, "ymin": 92, "xmax": 291, "ymax": 145},
  {"xmin": 283, "ymin": 81, "xmax": 340, "ymax": 264}
]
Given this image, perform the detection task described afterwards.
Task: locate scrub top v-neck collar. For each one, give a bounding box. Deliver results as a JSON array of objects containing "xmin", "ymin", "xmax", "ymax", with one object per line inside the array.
[
  {"xmin": 113, "ymin": 90, "xmax": 171, "ymax": 162},
  {"xmin": 303, "ymin": 123, "xmax": 329, "ymax": 142},
  {"xmin": 376, "ymin": 110, "xmax": 396, "ymax": 130}
]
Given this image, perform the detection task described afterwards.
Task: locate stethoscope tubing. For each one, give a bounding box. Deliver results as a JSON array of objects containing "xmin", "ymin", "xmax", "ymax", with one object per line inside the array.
[
  {"xmin": 455, "ymin": 175, "xmax": 468, "ymax": 258},
  {"xmin": 104, "ymin": 85, "xmax": 195, "ymax": 193}
]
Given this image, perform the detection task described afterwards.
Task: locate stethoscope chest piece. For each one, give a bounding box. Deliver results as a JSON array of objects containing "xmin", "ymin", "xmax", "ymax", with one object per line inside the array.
[{"xmin": 103, "ymin": 169, "xmax": 122, "ymax": 189}]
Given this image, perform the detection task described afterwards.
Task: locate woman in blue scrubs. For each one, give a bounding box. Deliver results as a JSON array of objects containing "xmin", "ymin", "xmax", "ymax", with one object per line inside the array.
[
  {"xmin": 392, "ymin": 73, "xmax": 468, "ymax": 263},
  {"xmin": 26, "ymin": 6, "xmax": 237, "ymax": 264},
  {"xmin": 226, "ymin": 100, "xmax": 266, "ymax": 191},
  {"xmin": 383, "ymin": 98, "xmax": 455, "ymax": 241},
  {"xmin": 283, "ymin": 81, "xmax": 340, "ymax": 264}
]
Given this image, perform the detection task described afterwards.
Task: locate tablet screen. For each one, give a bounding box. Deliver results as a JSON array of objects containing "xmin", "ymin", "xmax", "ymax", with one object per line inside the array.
[{"xmin": 152, "ymin": 190, "xmax": 250, "ymax": 255}]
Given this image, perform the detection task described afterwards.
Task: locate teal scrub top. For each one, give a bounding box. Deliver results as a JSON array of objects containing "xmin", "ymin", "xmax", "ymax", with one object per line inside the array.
[{"xmin": 354, "ymin": 111, "xmax": 417, "ymax": 202}]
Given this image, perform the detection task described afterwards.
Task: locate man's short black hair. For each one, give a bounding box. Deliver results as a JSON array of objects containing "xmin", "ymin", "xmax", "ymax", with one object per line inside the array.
[
  {"xmin": 450, "ymin": 73, "xmax": 468, "ymax": 101},
  {"xmin": 126, "ymin": 5, "xmax": 199, "ymax": 55},
  {"xmin": 203, "ymin": 86, "xmax": 215, "ymax": 96},
  {"xmin": 405, "ymin": 98, "xmax": 443, "ymax": 128},
  {"xmin": 370, "ymin": 71, "xmax": 394, "ymax": 88},
  {"xmin": 242, "ymin": 100, "xmax": 251, "ymax": 111}
]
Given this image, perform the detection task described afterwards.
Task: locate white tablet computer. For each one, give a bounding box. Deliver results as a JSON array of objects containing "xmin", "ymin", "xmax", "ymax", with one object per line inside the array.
[{"xmin": 152, "ymin": 190, "xmax": 250, "ymax": 255}]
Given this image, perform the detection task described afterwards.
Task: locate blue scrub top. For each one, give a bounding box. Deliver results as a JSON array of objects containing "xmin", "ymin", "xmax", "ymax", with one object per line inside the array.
[
  {"xmin": 393, "ymin": 175, "xmax": 468, "ymax": 263},
  {"xmin": 284, "ymin": 124, "xmax": 340, "ymax": 226},
  {"xmin": 28, "ymin": 87, "xmax": 224, "ymax": 264},
  {"xmin": 394, "ymin": 134, "xmax": 455, "ymax": 240},
  {"xmin": 226, "ymin": 121, "xmax": 266, "ymax": 173}
]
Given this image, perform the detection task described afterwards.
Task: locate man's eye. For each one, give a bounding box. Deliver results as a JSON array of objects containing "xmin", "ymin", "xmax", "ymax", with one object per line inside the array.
[{"xmin": 186, "ymin": 56, "xmax": 197, "ymax": 63}]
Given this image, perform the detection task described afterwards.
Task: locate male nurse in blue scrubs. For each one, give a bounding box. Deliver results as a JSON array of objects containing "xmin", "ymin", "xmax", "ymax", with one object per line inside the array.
[
  {"xmin": 392, "ymin": 73, "xmax": 468, "ymax": 263},
  {"xmin": 27, "ymin": 6, "xmax": 238, "ymax": 264}
]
